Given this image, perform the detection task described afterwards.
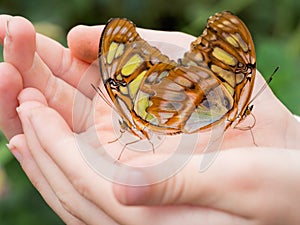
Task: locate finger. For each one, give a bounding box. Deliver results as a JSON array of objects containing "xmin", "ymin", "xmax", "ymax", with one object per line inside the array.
[
  {"xmin": 15, "ymin": 92, "xmax": 256, "ymax": 225},
  {"xmin": 0, "ymin": 14, "xmax": 12, "ymax": 45},
  {"xmin": 67, "ymin": 24, "xmax": 195, "ymax": 64},
  {"xmin": 67, "ymin": 25, "xmax": 103, "ymax": 64},
  {"xmin": 7, "ymin": 133, "xmax": 251, "ymax": 225},
  {"xmin": 36, "ymin": 33, "xmax": 100, "ymax": 98},
  {"xmin": 3, "ymin": 16, "xmax": 46, "ymax": 88},
  {"xmin": 18, "ymin": 87, "xmax": 48, "ymax": 106},
  {"xmin": 1, "ymin": 15, "xmax": 98, "ymax": 98},
  {"xmin": 137, "ymin": 28, "xmax": 195, "ymax": 59},
  {"xmin": 7, "ymin": 134, "xmax": 83, "ymax": 224},
  {"xmin": 16, "ymin": 96, "xmax": 119, "ymax": 225},
  {"xmin": 15, "ymin": 89, "xmax": 177, "ymax": 225},
  {"xmin": 112, "ymin": 149, "xmax": 282, "ymax": 216},
  {"xmin": 3, "ymin": 16, "xmax": 94, "ymax": 131},
  {"xmin": 114, "ymin": 149, "xmax": 300, "ymax": 225},
  {"xmin": 0, "ymin": 62, "xmax": 23, "ymax": 140},
  {"xmin": 3, "ymin": 16, "xmax": 36, "ymax": 72}
]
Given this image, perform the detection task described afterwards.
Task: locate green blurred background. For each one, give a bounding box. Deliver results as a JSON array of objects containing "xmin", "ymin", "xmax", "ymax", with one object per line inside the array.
[{"xmin": 0, "ymin": 0, "xmax": 299, "ymax": 224}]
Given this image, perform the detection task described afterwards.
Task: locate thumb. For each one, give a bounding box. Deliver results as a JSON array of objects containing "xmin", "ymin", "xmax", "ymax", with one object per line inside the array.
[{"xmin": 112, "ymin": 148, "xmax": 266, "ymax": 207}]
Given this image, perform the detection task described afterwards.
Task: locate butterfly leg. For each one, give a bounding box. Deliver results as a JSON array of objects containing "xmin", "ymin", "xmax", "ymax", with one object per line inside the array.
[
  {"xmin": 249, "ymin": 127, "xmax": 258, "ymax": 147},
  {"xmin": 116, "ymin": 138, "xmax": 155, "ymax": 160},
  {"xmin": 234, "ymin": 112, "xmax": 258, "ymax": 146},
  {"xmin": 117, "ymin": 139, "xmax": 141, "ymax": 160},
  {"xmin": 108, "ymin": 129, "xmax": 125, "ymax": 144}
]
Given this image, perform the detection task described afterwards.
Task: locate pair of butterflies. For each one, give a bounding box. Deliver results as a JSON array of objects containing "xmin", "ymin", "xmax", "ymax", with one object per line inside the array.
[{"xmin": 96, "ymin": 11, "xmax": 256, "ymax": 145}]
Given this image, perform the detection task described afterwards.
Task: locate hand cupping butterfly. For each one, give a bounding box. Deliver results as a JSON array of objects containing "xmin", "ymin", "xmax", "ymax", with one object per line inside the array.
[{"xmin": 96, "ymin": 11, "xmax": 256, "ymax": 153}]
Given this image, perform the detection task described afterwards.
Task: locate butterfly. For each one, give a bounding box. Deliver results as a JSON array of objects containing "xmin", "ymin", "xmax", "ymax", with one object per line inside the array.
[{"xmin": 96, "ymin": 11, "xmax": 256, "ymax": 145}]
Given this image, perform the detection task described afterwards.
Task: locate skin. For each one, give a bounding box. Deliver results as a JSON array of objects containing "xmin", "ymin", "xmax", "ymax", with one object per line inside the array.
[{"xmin": 1, "ymin": 15, "xmax": 300, "ymax": 225}]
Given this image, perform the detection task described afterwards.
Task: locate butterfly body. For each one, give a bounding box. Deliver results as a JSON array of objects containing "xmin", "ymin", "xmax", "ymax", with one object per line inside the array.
[{"xmin": 98, "ymin": 11, "xmax": 256, "ymax": 141}]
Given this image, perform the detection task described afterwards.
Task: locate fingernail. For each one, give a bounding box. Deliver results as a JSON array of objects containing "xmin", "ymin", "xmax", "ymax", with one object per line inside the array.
[
  {"xmin": 16, "ymin": 106, "xmax": 26, "ymax": 117},
  {"xmin": 6, "ymin": 143, "xmax": 22, "ymax": 162},
  {"xmin": 4, "ymin": 19, "xmax": 12, "ymax": 43},
  {"xmin": 16, "ymin": 106, "xmax": 21, "ymax": 113},
  {"xmin": 16, "ymin": 106, "xmax": 23, "ymax": 118}
]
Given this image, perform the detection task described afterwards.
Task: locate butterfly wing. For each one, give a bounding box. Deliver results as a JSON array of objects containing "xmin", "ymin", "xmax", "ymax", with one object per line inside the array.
[
  {"xmin": 99, "ymin": 18, "xmax": 180, "ymax": 138},
  {"xmin": 99, "ymin": 18, "xmax": 232, "ymax": 137},
  {"xmin": 99, "ymin": 11, "xmax": 256, "ymax": 138},
  {"xmin": 181, "ymin": 11, "xmax": 256, "ymax": 127}
]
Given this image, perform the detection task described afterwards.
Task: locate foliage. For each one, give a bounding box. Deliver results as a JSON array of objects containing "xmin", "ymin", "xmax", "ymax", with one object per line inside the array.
[
  {"xmin": 0, "ymin": 0, "xmax": 299, "ymax": 223},
  {"xmin": 0, "ymin": 155, "xmax": 64, "ymax": 225}
]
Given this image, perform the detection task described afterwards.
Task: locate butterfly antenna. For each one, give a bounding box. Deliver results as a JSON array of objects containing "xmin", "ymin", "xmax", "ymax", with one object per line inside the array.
[
  {"xmin": 249, "ymin": 66, "xmax": 279, "ymax": 105},
  {"xmin": 91, "ymin": 84, "xmax": 115, "ymax": 108},
  {"xmin": 91, "ymin": 83, "xmax": 126, "ymax": 124}
]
